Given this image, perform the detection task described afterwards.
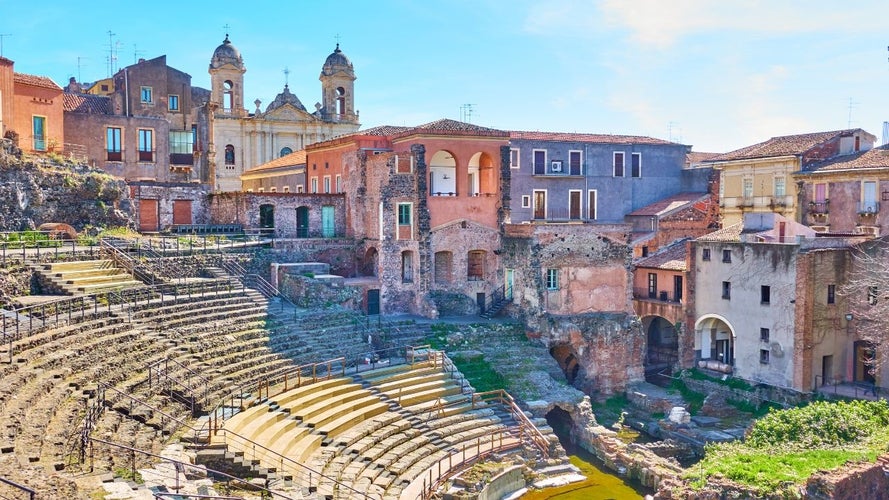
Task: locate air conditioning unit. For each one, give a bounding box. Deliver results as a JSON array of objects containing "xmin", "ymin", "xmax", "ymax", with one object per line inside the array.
[{"xmin": 550, "ymin": 161, "xmax": 562, "ymax": 172}]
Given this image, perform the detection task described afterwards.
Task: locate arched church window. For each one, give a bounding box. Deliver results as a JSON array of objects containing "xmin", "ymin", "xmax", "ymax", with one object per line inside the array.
[
  {"xmin": 336, "ymin": 87, "xmax": 346, "ymax": 116},
  {"xmin": 225, "ymin": 144, "xmax": 235, "ymax": 165},
  {"xmin": 280, "ymin": 147, "xmax": 293, "ymax": 157}
]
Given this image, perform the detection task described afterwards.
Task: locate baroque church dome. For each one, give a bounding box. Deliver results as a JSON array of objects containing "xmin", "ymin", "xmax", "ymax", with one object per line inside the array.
[
  {"xmin": 321, "ymin": 44, "xmax": 353, "ymax": 76},
  {"xmin": 210, "ymin": 35, "xmax": 244, "ymax": 69}
]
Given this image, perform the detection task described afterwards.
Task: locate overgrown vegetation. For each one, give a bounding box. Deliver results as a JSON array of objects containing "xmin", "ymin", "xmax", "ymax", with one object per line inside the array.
[
  {"xmin": 448, "ymin": 352, "xmax": 508, "ymax": 393},
  {"xmin": 668, "ymin": 378, "xmax": 705, "ymax": 415},
  {"xmin": 684, "ymin": 368, "xmax": 754, "ymax": 392},
  {"xmin": 687, "ymin": 400, "xmax": 889, "ymax": 496}
]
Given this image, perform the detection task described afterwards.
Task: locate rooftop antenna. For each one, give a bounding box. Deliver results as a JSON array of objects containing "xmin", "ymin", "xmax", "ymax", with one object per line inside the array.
[
  {"xmin": 106, "ymin": 30, "xmax": 117, "ymax": 76},
  {"xmin": 460, "ymin": 104, "xmax": 476, "ymax": 123},
  {"xmin": 77, "ymin": 56, "xmax": 87, "ymax": 83},
  {"xmin": 0, "ymin": 34, "xmax": 11, "ymax": 58},
  {"xmin": 847, "ymin": 97, "xmax": 858, "ymax": 128},
  {"xmin": 133, "ymin": 44, "xmax": 145, "ymax": 64}
]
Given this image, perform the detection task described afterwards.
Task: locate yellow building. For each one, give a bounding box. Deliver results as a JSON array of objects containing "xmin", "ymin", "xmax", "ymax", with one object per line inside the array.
[{"xmin": 704, "ymin": 129, "xmax": 875, "ymax": 227}]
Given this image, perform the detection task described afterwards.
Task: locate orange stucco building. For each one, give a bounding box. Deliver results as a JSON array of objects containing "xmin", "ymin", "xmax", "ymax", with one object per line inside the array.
[{"xmin": 12, "ymin": 71, "xmax": 64, "ymax": 154}]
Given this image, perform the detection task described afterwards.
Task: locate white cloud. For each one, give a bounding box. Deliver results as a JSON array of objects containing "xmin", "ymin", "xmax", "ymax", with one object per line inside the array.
[{"xmin": 525, "ymin": 0, "xmax": 887, "ymax": 49}]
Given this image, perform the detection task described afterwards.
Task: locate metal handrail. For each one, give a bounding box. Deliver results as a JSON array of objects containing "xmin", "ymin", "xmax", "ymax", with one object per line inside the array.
[
  {"xmin": 148, "ymin": 357, "xmax": 211, "ymax": 410},
  {"xmin": 472, "ymin": 389, "xmax": 550, "ymax": 458},
  {"xmin": 0, "ymin": 475, "xmax": 36, "ymax": 500},
  {"xmin": 88, "ymin": 437, "xmax": 295, "ymax": 500},
  {"xmin": 213, "ymin": 427, "xmax": 375, "ymax": 500}
]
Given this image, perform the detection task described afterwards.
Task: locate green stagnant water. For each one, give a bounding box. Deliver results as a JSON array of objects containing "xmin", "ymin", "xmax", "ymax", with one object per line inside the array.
[{"xmin": 522, "ymin": 446, "xmax": 650, "ymax": 500}]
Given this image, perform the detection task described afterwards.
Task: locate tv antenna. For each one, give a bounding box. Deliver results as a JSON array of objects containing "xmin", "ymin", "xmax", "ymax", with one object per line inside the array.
[
  {"xmin": 0, "ymin": 34, "xmax": 11, "ymax": 58},
  {"xmin": 847, "ymin": 97, "xmax": 858, "ymax": 128},
  {"xmin": 460, "ymin": 104, "xmax": 476, "ymax": 123},
  {"xmin": 133, "ymin": 44, "xmax": 145, "ymax": 64},
  {"xmin": 77, "ymin": 56, "xmax": 88, "ymax": 83}
]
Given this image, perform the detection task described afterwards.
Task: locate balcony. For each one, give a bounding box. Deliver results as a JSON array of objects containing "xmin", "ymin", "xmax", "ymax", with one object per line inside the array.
[
  {"xmin": 633, "ymin": 288, "xmax": 682, "ymax": 303},
  {"xmin": 532, "ymin": 207, "xmax": 585, "ymax": 223},
  {"xmin": 808, "ymin": 200, "xmax": 829, "ymax": 214},
  {"xmin": 857, "ymin": 201, "xmax": 880, "ymax": 216}
]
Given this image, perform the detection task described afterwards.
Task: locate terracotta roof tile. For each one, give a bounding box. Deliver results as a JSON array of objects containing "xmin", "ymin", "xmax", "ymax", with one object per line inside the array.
[
  {"xmin": 635, "ymin": 239, "xmax": 689, "ymax": 271},
  {"xmin": 627, "ymin": 192, "xmax": 710, "ymax": 217},
  {"xmin": 243, "ymin": 150, "xmax": 306, "ymax": 174},
  {"xmin": 510, "ymin": 130, "xmax": 677, "ymax": 145},
  {"xmin": 686, "ymin": 151, "xmax": 720, "ymax": 165},
  {"xmin": 697, "ymin": 223, "xmax": 743, "ymax": 242},
  {"xmin": 62, "ymin": 93, "xmax": 111, "ymax": 114},
  {"xmin": 706, "ymin": 129, "xmax": 860, "ymax": 162},
  {"xmin": 359, "ymin": 125, "xmax": 411, "ymax": 136},
  {"xmin": 801, "ymin": 144, "xmax": 889, "ymax": 173},
  {"xmin": 13, "ymin": 72, "xmax": 61, "ymax": 90},
  {"xmin": 391, "ymin": 119, "xmax": 508, "ymax": 139}
]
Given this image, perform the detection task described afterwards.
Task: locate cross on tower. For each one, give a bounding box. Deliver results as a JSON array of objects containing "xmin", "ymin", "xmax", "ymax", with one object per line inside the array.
[
  {"xmin": 223, "ymin": 24, "xmax": 231, "ymax": 37},
  {"xmin": 283, "ymin": 67, "xmax": 290, "ymax": 87}
]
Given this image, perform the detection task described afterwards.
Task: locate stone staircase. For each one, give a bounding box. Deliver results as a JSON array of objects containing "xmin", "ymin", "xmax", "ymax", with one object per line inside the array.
[{"xmin": 34, "ymin": 259, "xmax": 143, "ymax": 295}]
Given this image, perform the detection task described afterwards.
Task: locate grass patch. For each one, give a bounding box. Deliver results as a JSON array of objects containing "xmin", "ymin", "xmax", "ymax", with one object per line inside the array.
[
  {"xmin": 685, "ymin": 368, "xmax": 754, "ymax": 391},
  {"xmin": 669, "ymin": 379, "xmax": 705, "ymax": 415},
  {"xmin": 687, "ymin": 400, "xmax": 889, "ymax": 496},
  {"xmin": 448, "ymin": 353, "xmax": 508, "ymax": 393}
]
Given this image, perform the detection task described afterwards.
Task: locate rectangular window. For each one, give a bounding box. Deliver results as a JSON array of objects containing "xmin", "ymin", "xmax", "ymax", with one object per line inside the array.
[
  {"xmin": 510, "ymin": 148, "xmax": 520, "ymax": 169},
  {"xmin": 397, "ymin": 203, "xmax": 412, "ymax": 226},
  {"xmin": 546, "ymin": 269, "xmax": 559, "ymax": 290},
  {"xmin": 774, "ymin": 176, "xmax": 786, "ymax": 198},
  {"xmin": 760, "ymin": 328, "xmax": 770, "ymax": 343},
  {"xmin": 827, "ymin": 284, "xmax": 836, "ymax": 305},
  {"xmin": 468, "ymin": 250, "xmax": 485, "ymax": 280},
  {"xmin": 169, "ymin": 130, "xmax": 193, "ymax": 165},
  {"xmin": 613, "ymin": 152, "xmax": 625, "ymax": 177},
  {"xmin": 587, "ymin": 190, "xmax": 597, "ymax": 220},
  {"xmin": 521, "ymin": 195, "xmax": 531, "ymax": 208},
  {"xmin": 760, "ymin": 349, "xmax": 770, "ymax": 364},
  {"xmin": 140, "ymin": 86, "xmax": 152, "ymax": 103},
  {"xmin": 106, "ymin": 127, "xmax": 122, "ymax": 161},
  {"xmin": 323, "ymin": 176, "xmax": 331, "ymax": 193},
  {"xmin": 569, "ymin": 150, "xmax": 582, "ymax": 176},
  {"xmin": 722, "ymin": 281, "xmax": 731, "ymax": 300},
  {"xmin": 743, "ymin": 177, "xmax": 754, "ymax": 199},
  {"xmin": 296, "ymin": 185, "xmax": 305, "ymax": 193},
  {"xmin": 647, "ymin": 273, "xmax": 657, "ymax": 298},
  {"xmin": 32, "ymin": 116, "xmax": 46, "ymax": 151},
  {"xmin": 168, "ymin": 94, "xmax": 179, "ymax": 111},
  {"xmin": 311, "ymin": 177, "xmax": 318, "ymax": 193},
  {"xmin": 397, "ymin": 202, "xmax": 412, "ymax": 240},
  {"xmin": 862, "ymin": 181, "xmax": 878, "ymax": 213},
  {"xmin": 137, "ymin": 129, "xmax": 153, "ymax": 162},
  {"xmin": 269, "ymin": 187, "xmax": 277, "ymax": 193},
  {"xmin": 702, "ymin": 248, "xmax": 711, "ymax": 261},
  {"xmin": 396, "ymin": 154, "xmax": 412, "ymax": 174},
  {"xmin": 867, "ymin": 286, "xmax": 878, "ymax": 305},
  {"xmin": 335, "ymin": 175, "xmax": 342, "ymax": 193},
  {"xmin": 722, "ymin": 249, "xmax": 732, "ymax": 263},
  {"xmin": 631, "ymin": 152, "xmax": 641, "ymax": 178},
  {"xmin": 283, "ymin": 186, "xmax": 291, "ymax": 193},
  {"xmin": 761, "ymin": 285, "xmax": 771, "ymax": 304},
  {"xmin": 815, "ymin": 183, "xmax": 827, "ymax": 203},
  {"xmin": 533, "ymin": 150, "xmax": 546, "ymax": 175}
]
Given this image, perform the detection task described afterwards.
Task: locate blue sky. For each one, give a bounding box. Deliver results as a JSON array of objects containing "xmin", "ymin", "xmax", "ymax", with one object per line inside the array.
[{"xmin": 2, "ymin": 0, "xmax": 887, "ymax": 153}]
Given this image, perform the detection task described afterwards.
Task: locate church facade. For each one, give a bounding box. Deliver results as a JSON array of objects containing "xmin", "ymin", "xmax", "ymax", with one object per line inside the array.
[{"xmin": 201, "ymin": 36, "xmax": 360, "ymax": 192}]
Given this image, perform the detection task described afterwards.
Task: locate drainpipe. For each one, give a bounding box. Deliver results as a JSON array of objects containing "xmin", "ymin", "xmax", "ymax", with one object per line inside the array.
[{"xmin": 124, "ymin": 68, "xmax": 129, "ymax": 117}]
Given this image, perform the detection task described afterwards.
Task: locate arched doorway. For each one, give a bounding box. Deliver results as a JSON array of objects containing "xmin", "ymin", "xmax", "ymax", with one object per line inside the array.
[
  {"xmin": 468, "ymin": 151, "xmax": 496, "ymax": 196},
  {"xmin": 428, "ymin": 150, "xmax": 457, "ymax": 196},
  {"xmin": 361, "ymin": 247, "xmax": 379, "ymax": 277},
  {"xmin": 695, "ymin": 315, "xmax": 736, "ymax": 373},
  {"xmin": 643, "ymin": 315, "xmax": 679, "ymax": 383},
  {"xmin": 550, "ymin": 344, "xmax": 581, "ymax": 384}
]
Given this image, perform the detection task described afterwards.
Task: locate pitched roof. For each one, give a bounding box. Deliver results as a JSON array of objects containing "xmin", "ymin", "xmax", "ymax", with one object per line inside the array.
[
  {"xmin": 697, "ymin": 223, "xmax": 743, "ymax": 242},
  {"xmin": 510, "ymin": 130, "xmax": 677, "ymax": 145},
  {"xmin": 686, "ymin": 151, "xmax": 720, "ymax": 165},
  {"xmin": 13, "ymin": 72, "xmax": 61, "ymax": 90},
  {"xmin": 635, "ymin": 239, "xmax": 689, "ymax": 271},
  {"xmin": 389, "ymin": 119, "xmax": 508, "ymax": 140},
  {"xmin": 62, "ymin": 93, "xmax": 111, "ymax": 114},
  {"xmin": 800, "ymin": 144, "xmax": 889, "ymax": 173},
  {"xmin": 706, "ymin": 130, "xmax": 859, "ymax": 162},
  {"xmin": 358, "ymin": 124, "xmax": 411, "ymax": 136},
  {"xmin": 242, "ymin": 150, "xmax": 307, "ymax": 174},
  {"xmin": 627, "ymin": 192, "xmax": 710, "ymax": 217}
]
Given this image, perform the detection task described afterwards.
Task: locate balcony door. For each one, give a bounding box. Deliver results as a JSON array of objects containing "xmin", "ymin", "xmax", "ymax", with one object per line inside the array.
[{"xmin": 533, "ymin": 190, "xmax": 546, "ymax": 220}]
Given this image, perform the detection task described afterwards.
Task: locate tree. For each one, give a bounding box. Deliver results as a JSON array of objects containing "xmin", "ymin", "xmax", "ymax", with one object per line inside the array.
[{"xmin": 838, "ymin": 237, "xmax": 889, "ymax": 377}]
